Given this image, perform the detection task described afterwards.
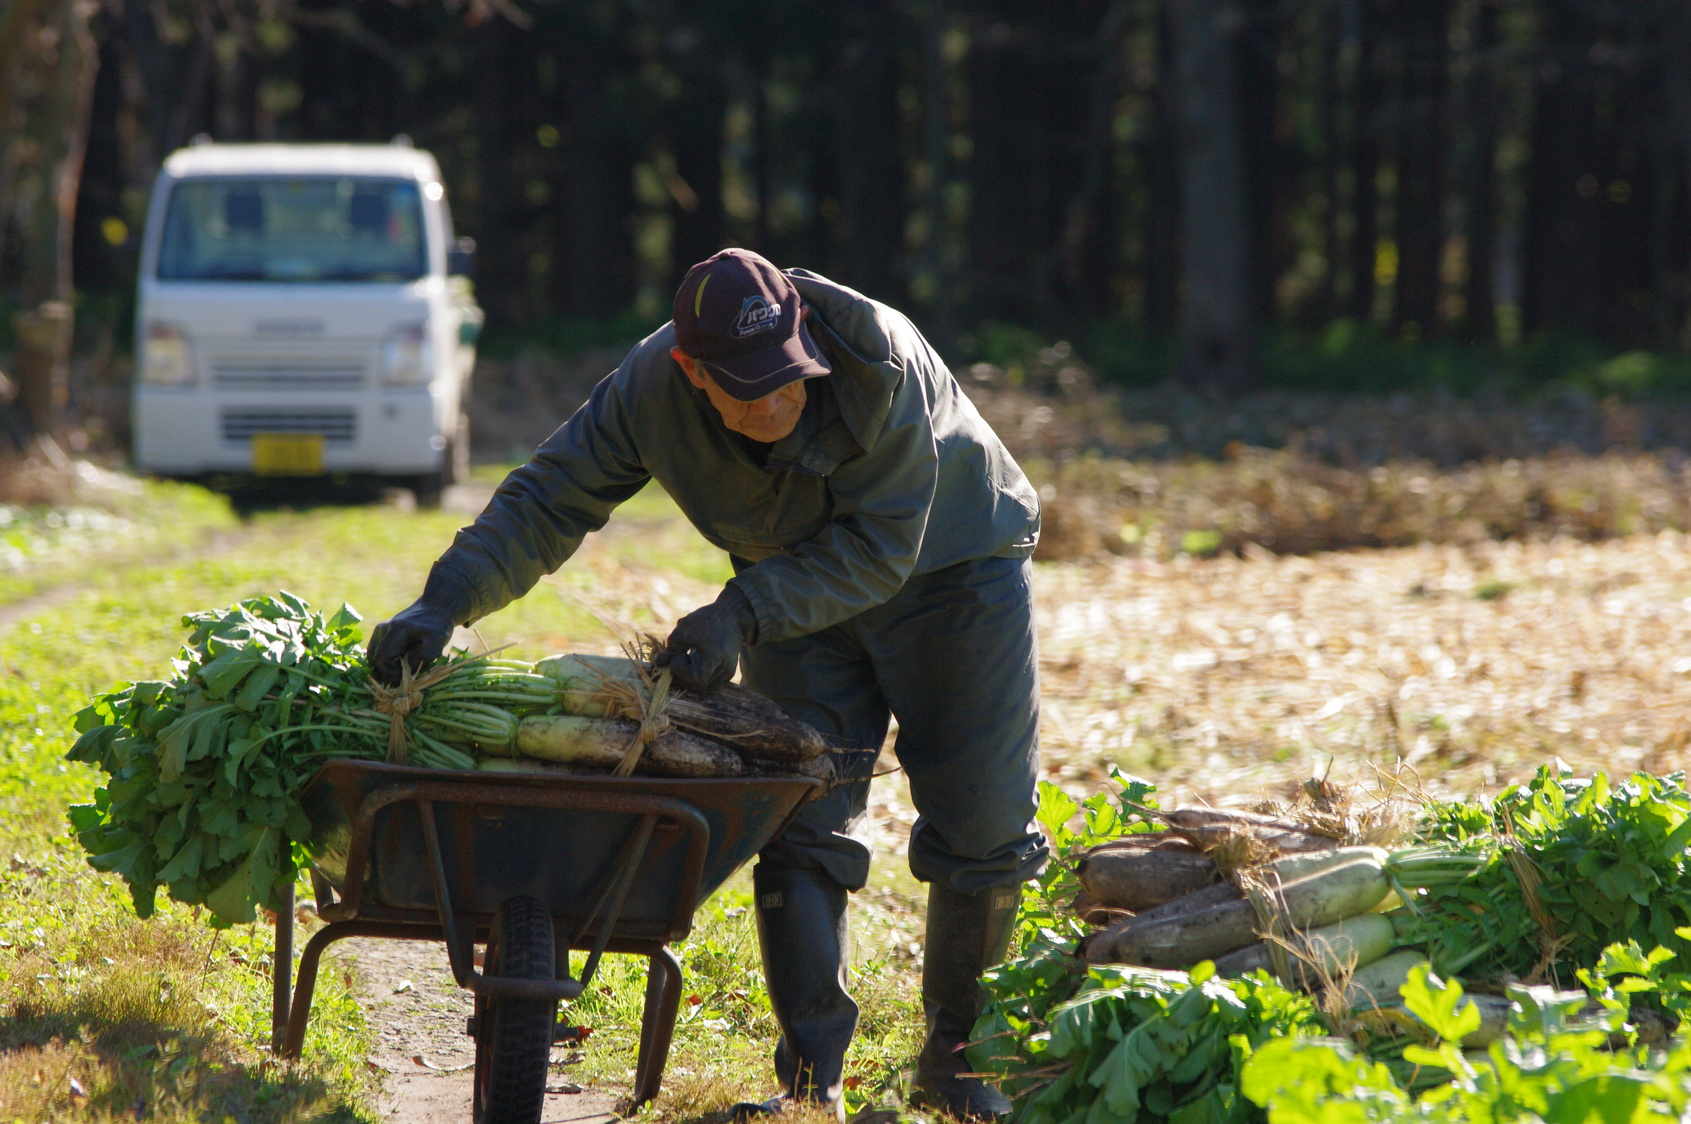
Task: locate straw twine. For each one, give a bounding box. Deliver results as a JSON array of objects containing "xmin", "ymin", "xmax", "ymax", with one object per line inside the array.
[
  {"xmin": 572, "ymin": 639, "xmax": 678, "ymax": 777},
  {"xmin": 1499, "ymin": 804, "xmax": 1570, "ymax": 984},
  {"xmin": 368, "ymin": 659, "xmax": 457, "ymax": 765}
]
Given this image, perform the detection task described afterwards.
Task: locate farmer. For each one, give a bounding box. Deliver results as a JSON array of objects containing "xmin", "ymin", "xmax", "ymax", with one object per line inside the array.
[{"xmin": 369, "ymin": 248, "xmax": 1046, "ymax": 1119}]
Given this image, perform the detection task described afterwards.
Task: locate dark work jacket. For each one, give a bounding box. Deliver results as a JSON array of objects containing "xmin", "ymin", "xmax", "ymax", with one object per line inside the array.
[{"xmin": 433, "ymin": 270, "xmax": 1041, "ymax": 643}]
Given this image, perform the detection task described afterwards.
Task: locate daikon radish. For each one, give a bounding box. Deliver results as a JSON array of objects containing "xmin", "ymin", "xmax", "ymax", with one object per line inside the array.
[
  {"xmin": 1086, "ymin": 856, "xmax": 1391, "ymax": 968},
  {"xmin": 1210, "ymin": 913, "xmax": 1395, "ymax": 989},
  {"xmin": 537, "ymin": 653, "xmax": 828, "ymax": 761},
  {"xmin": 1077, "ymin": 846, "xmax": 1218, "ymax": 912},
  {"xmin": 515, "ymin": 715, "xmax": 745, "ymax": 777}
]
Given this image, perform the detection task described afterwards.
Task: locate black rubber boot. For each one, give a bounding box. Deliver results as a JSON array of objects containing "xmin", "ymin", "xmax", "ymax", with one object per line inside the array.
[
  {"xmin": 730, "ymin": 864, "xmax": 856, "ymax": 1123},
  {"xmin": 910, "ymin": 882, "xmax": 1021, "ymax": 1120}
]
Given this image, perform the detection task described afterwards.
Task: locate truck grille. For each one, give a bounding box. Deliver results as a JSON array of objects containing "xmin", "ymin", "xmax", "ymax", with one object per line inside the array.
[
  {"xmin": 211, "ymin": 361, "xmax": 366, "ymax": 389},
  {"xmin": 221, "ymin": 408, "xmax": 357, "ymax": 443}
]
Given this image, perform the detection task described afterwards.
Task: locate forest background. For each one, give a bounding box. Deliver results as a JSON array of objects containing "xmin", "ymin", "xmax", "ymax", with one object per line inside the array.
[
  {"xmin": 3, "ymin": 3, "xmax": 1691, "ymax": 1116},
  {"xmin": 4, "ymin": 0, "xmax": 1691, "ymax": 458}
]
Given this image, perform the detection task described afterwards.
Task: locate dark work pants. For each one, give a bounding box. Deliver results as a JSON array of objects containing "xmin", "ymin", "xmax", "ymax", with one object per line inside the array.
[{"xmin": 740, "ymin": 554, "xmax": 1047, "ymax": 893}]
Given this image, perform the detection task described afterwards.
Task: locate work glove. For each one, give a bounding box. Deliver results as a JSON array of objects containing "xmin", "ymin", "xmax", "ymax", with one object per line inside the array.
[
  {"xmin": 368, "ymin": 566, "xmax": 474, "ymax": 687},
  {"xmin": 656, "ymin": 585, "xmax": 758, "ymax": 692}
]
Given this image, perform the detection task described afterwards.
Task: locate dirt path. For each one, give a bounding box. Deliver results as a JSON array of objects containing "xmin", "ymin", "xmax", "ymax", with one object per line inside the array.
[{"xmin": 332, "ymin": 935, "xmax": 622, "ymax": 1123}]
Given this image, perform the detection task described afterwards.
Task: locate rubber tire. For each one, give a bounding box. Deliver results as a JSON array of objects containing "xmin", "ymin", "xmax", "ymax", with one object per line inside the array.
[
  {"xmin": 473, "ymin": 896, "xmax": 558, "ymax": 1124},
  {"xmin": 408, "ymin": 412, "xmax": 468, "ymax": 509}
]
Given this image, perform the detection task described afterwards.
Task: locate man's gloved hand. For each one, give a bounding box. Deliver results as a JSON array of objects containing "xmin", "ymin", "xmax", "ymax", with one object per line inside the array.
[
  {"xmin": 657, "ymin": 585, "xmax": 758, "ymax": 691},
  {"xmin": 368, "ymin": 567, "xmax": 473, "ymax": 686}
]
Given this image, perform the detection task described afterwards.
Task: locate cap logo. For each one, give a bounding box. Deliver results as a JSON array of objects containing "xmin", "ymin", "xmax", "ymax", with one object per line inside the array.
[
  {"xmin": 732, "ymin": 295, "xmax": 781, "ymax": 338},
  {"xmin": 693, "ymin": 274, "xmax": 710, "ymax": 316}
]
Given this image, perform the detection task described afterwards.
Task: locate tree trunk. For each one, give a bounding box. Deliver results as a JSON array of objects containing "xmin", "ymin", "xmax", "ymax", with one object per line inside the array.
[
  {"xmin": 1237, "ymin": 0, "xmax": 1282, "ymax": 327},
  {"xmin": 71, "ymin": 24, "xmax": 123, "ymax": 296},
  {"xmin": 918, "ymin": 0, "xmax": 953, "ymax": 341},
  {"xmin": 1459, "ymin": 0, "xmax": 1499, "ymax": 343},
  {"xmin": 749, "ymin": 38, "xmax": 771, "ymax": 253},
  {"xmin": 965, "ymin": 5, "xmax": 1035, "ymax": 321},
  {"xmin": 3, "ymin": 0, "xmax": 99, "ymax": 436},
  {"xmin": 1521, "ymin": 0, "xmax": 1658, "ymax": 345},
  {"xmin": 665, "ymin": 20, "xmax": 726, "ymax": 281},
  {"xmin": 561, "ymin": 31, "xmax": 636, "ymax": 320},
  {"xmin": 1169, "ymin": 0, "xmax": 1255, "ymax": 393},
  {"xmin": 1347, "ymin": 0, "xmax": 1381, "ymax": 324},
  {"xmin": 1314, "ymin": 1, "xmax": 1344, "ymax": 323},
  {"xmin": 1660, "ymin": 11, "xmax": 1691, "ymax": 349},
  {"xmin": 835, "ymin": 0, "xmax": 905, "ymax": 302},
  {"xmin": 471, "ymin": 17, "xmax": 535, "ymax": 330},
  {"xmin": 1055, "ymin": 0, "xmax": 1131, "ymax": 324},
  {"xmin": 1389, "ymin": 0, "xmax": 1452, "ymax": 338},
  {"xmin": 1142, "ymin": 0, "xmax": 1180, "ymax": 339}
]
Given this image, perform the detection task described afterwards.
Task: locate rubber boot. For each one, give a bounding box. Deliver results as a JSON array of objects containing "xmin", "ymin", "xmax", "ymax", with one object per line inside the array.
[
  {"xmin": 730, "ymin": 864, "xmax": 856, "ymax": 1123},
  {"xmin": 909, "ymin": 882, "xmax": 1021, "ymax": 1120}
]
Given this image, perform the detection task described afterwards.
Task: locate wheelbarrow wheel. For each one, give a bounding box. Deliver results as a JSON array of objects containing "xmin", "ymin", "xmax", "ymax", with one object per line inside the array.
[{"xmin": 473, "ymin": 895, "xmax": 558, "ymax": 1124}]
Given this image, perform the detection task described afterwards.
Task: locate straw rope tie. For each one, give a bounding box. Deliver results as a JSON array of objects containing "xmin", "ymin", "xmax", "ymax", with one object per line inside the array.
[{"xmin": 369, "ymin": 661, "xmax": 456, "ymax": 765}]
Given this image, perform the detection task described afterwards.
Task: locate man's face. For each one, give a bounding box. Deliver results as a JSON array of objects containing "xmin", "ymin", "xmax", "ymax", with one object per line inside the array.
[{"xmin": 671, "ymin": 348, "xmax": 809, "ymax": 443}]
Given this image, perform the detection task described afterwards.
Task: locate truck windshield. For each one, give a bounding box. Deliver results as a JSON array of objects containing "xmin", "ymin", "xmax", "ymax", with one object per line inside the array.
[{"xmin": 156, "ymin": 177, "xmax": 428, "ymax": 282}]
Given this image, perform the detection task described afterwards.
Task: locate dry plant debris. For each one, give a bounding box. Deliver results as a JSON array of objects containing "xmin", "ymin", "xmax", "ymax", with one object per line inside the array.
[{"xmin": 1032, "ymin": 531, "xmax": 1691, "ymax": 804}]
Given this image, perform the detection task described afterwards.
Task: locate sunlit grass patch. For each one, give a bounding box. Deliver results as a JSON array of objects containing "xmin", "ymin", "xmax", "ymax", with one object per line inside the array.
[
  {"xmin": 0, "ymin": 476, "xmax": 238, "ymax": 607},
  {"xmin": 0, "ymin": 826, "xmax": 374, "ymax": 1123}
]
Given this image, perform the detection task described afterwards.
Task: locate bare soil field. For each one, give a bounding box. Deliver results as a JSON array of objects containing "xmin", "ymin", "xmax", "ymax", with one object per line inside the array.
[{"xmin": 1034, "ymin": 532, "xmax": 1691, "ymax": 806}]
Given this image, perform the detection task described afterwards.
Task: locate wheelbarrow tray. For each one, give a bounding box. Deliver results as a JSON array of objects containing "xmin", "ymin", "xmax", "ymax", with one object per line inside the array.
[
  {"xmin": 273, "ymin": 759, "xmax": 822, "ymax": 1109},
  {"xmin": 299, "ymin": 759, "xmax": 817, "ymax": 944}
]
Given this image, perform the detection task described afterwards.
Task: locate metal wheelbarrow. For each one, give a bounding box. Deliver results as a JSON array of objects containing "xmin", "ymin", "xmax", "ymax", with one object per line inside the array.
[{"xmin": 268, "ymin": 760, "xmax": 822, "ymax": 1123}]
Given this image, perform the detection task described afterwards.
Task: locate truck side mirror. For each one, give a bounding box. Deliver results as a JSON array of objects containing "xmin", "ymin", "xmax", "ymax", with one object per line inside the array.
[{"xmin": 448, "ymin": 237, "xmax": 475, "ymax": 277}]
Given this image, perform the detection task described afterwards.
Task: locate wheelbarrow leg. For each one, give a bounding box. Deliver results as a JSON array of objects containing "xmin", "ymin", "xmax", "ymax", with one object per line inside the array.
[
  {"xmin": 632, "ymin": 946, "xmax": 683, "ymax": 1106},
  {"xmin": 272, "ymin": 878, "xmax": 294, "ymax": 1054},
  {"xmin": 278, "ymin": 920, "xmax": 363, "ymax": 1060}
]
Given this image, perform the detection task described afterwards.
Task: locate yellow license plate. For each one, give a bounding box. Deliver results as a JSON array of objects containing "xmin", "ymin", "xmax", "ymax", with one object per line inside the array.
[{"xmin": 251, "ymin": 433, "xmax": 325, "ymax": 475}]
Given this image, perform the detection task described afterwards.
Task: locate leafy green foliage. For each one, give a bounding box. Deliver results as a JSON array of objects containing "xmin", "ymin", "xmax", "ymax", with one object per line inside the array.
[
  {"xmin": 64, "ymin": 592, "xmax": 556, "ymax": 927},
  {"xmin": 973, "ymin": 961, "xmax": 1325, "ymax": 1124},
  {"xmin": 1015, "ymin": 768, "xmax": 1162, "ymax": 951},
  {"xmin": 969, "ymin": 772, "xmax": 1331, "ymax": 1122},
  {"xmin": 1241, "ymin": 959, "xmax": 1691, "ymax": 1123},
  {"xmin": 1405, "ymin": 768, "xmax": 1691, "ymax": 981},
  {"xmin": 971, "ymin": 767, "xmax": 1691, "ymax": 1121}
]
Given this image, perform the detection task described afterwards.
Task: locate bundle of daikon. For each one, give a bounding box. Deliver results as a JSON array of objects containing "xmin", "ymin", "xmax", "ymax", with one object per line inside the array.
[
  {"xmin": 1073, "ymin": 804, "xmax": 1481, "ymax": 1011},
  {"xmin": 477, "ymin": 653, "xmax": 835, "ymax": 783}
]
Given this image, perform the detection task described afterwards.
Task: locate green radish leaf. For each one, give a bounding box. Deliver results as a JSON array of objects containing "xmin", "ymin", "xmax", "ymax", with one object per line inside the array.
[
  {"xmin": 1399, "ymin": 962, "xmax": 1481, "ymax": 1043},
  {"xmin": 73, "ymin": 700, "xmax": 116, "ymax": 735},
  {"xmin": 204, "ymin": 827, "xmax": 277, "ymax": 926},
  {"xmin": 66, "ymin": 724, "xmax": 120, "ymax": 764},
  {"xmin": 88, "ymin": 840, "xmax": 144, "ymax": 875},
  {"xmin": 67, "ymin": 803, "xmax": 103, "ymax": 834},
  {"xmin": 233, "ymin": 665, "xmax": 281, "ymax": 713},
  {"xmin": 155, "ymin": 834, "xmax": 205, "ymax": 883},
  {"xmin": 1036, "ymin": 781, "xmax": 1080, "ymax": 852},
  {"xmin": 1544, "ymin": 1076, "xmax": 1650, "ymax": 1124},
  {"xmin": 326, "ymin": 602, "xmax": 362, "ymax": 633}
]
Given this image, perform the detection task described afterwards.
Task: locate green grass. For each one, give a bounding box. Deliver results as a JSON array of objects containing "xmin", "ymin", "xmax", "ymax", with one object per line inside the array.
[
  {"xmin": 0, "ymin": 477, "xmax": 932, "ymax": 1119},
  {"xmin": 0, "ymin": 478, "xmax": 237, "ymax": 606}
]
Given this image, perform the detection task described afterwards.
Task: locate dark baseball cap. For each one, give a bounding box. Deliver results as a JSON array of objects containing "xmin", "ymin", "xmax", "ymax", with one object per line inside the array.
[{"xmin": 673, "ymin": 248, "xmax": 831, "ymax": 401}]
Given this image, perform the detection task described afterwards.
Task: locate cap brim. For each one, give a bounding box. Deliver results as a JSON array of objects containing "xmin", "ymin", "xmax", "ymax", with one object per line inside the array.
[{"xmin": 700, "ymin": 324, "xmax": 832, "ymax": 402}]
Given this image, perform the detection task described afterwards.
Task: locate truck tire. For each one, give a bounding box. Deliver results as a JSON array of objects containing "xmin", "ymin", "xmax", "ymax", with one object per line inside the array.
[
  {"xmin": 406, "ymin": 411, "xmax": 468, "ymax": 508},
  {"xmin": 473, "ymin": 895, "xmax": 557, "ymax": 1124}
]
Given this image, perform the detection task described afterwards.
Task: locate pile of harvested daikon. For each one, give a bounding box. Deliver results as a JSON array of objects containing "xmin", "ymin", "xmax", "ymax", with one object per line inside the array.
[{"xmin": 1072, "ymin": 805, "xmax": 1481, "ymax": 1011}]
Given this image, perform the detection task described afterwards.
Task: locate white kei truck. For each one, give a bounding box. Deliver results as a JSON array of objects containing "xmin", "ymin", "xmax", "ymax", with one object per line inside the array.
[{"xmin": 131, "ymin": 139, "xmax": 483, "ymax": 504}]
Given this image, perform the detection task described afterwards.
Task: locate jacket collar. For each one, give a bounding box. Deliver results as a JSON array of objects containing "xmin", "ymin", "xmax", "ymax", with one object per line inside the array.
[{"xmin": 787, "ymin": 271, "xmax": 904, "ymax": 454}]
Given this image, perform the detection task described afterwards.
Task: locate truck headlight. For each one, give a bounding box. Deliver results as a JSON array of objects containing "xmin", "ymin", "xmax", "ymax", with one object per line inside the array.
[
  {"xmin": 379, "ymin": 323, "xmax": 432, "ymax": 386},
  {"xmin": 141, "ymin": 322, "xmax": 195, "ymax": 386}
]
